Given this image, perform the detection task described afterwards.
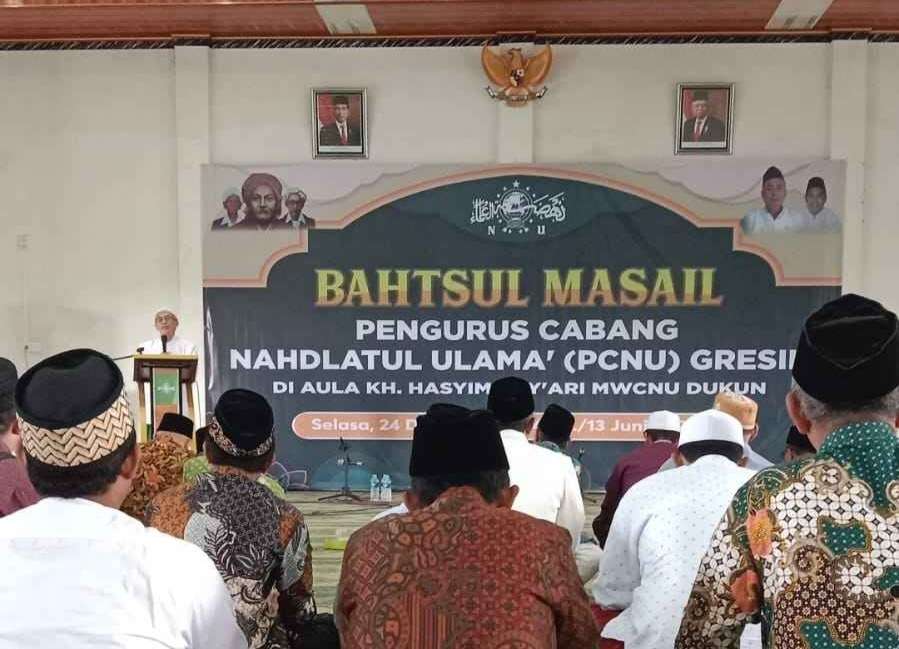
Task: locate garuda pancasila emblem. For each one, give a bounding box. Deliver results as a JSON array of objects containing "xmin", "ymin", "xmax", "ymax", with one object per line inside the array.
[{"xmin": 482, "ymin": 45, "xmax": 552, "ymax": 106}]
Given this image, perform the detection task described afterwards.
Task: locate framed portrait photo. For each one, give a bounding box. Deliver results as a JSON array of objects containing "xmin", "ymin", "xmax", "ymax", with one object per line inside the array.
[
  {"xmin": 675, "ymin": 83, "xmax": 734, "ymax": 155},
  {"xmin": 312, "ymin": 88, "xmax": 368, "ymax": 159}
]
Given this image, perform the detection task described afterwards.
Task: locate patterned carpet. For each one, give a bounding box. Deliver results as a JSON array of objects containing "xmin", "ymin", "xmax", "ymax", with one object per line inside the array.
[{"xmin": 286, "ymin": 491, "xmax": 603, "ymax": 612}]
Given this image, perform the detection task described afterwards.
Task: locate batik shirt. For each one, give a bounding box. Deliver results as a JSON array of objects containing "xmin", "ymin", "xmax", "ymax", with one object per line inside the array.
[
  {"xmin": 675, "ymin": 421, "xmax": 899, "ymax": 649},
  {"xmin": 336, "ymin": 486, "xmax": 599, "ymax": 649},
  {"xmin": 183, "ymin": 455, "xmax": 287, "ymax": 498},
  {"xmin": 148, "ymin": 467, "xmax": 315, "ymax": 649},
  {"xmin": 120, "ymin": 436, "xmax": 193, "ymax": 521}
]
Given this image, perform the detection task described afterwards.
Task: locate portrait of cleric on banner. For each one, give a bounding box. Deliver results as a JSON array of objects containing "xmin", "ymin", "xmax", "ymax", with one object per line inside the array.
[
  {"xmin": 313, "ymin": 89, "xmax": 367, "ymax": 159},
  {"xmin": 210, "ymin": 174, "xmax": 316, "ymax": 231},
  {"xmin": 675, "ymin": 83, "xmax": 733, "ymax": 155}
]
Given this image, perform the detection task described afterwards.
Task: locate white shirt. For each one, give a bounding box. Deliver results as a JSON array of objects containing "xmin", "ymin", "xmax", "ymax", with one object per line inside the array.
[
  {"xmin": 500, "ymin": 429, "xmax": 584, "ymax": 548},
  {"xmin": 801, "ymin": 206, "xmax": 842, "ymax": 232},
  {"xmin": 744, "ymin": 445, "xmax": 773, "ymax": 471},
  {"xmin": 0, "ymin": 497, "xmax": 246, "ymax": 649},
  {"xmin": 371, "ymin": 502, "xmax": 409, "ymax": 521},
  {"xmin": 740, "ymin": 205, "xmax": 815, "ymax": 234},
  {"xmin": 139, "ymin": 335, "xmax": 197, "ymax": 355},
  {"xmin": 216, "ymin": 211, "xmax": 244, "ymax": 228},
  {"xmin": 594, "ymin": 455, "xmax": 756, "ymax": 649}
]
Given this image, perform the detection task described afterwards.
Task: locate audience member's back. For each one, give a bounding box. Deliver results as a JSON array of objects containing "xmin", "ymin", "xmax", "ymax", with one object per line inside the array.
[
  {"xmin": 337, "ymin": 404, "xmax": 598, "ymax": 649},
  {"xmin": 344, "ymin": 490, "xmax": 581, "ymax": 644},
  {"xmin": 487, "ymin": 377, "xmax": 584, "ymax": 547},
  {"xmin": 0, "ymin": 349, "xmax": 245, "ymax": 649},
  {"xmin": 0, "ymin": 499, "xmax": 236, "ymax": 648}
]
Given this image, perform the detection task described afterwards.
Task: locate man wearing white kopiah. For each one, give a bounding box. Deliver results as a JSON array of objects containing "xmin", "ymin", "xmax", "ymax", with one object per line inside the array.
[
  {"xmin": 658, "ymin": 391, "xmax": 772, "ymax": 473},
  {"xmin": 593, "ymin": 409, "xmax": 756, "ymax": 649},
  {"xmin": 487, "ymin": 377, "xmax": 584, "ymax": 549},
  {"xmin": 139, "ymin": 309, "xmax": 197, "ymax": 355},
  {"xmin": 592, "ymin": 410, "xmax": 682, "ymax": 547}
]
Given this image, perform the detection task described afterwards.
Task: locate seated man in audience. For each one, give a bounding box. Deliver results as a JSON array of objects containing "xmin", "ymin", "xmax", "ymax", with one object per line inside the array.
[
  {"xmin": 782, "ymin": 424, "xmax": 816, "ymax": 461},
  {"xmin": 336, "ymin": 404, "xmax": 599, "ymax": 649},
  {"xmin": 594, "ymin": 409, "xmax": 756, "ymax": 649},
  {"xmin": 120, "ymin": 412, "xmax": 195, "ymax": 521},
  {"xmin": 0, "ymin": 358, "xmax": 39, "ymax": 518},
  {"xmin": 535, "ymin": 403, "xmax": 601, "ymax": 583},
  {"xmin": 183, "ymin": 424, "xmax": 286, "ymax": 497},
  {"xmin": 0, "ymin": 349, "xmax": 244, "ymax": 648},
  {"xmin": 676, "ymin": 294, "xmax": 899, "ymax": 648},
  {"xmin": 488, "ymin": 377, "xmax": 584, "ymax": 547},
  {"xmin": 593, "ymin": 410, "xmax": 680, "ymax": 547},
  {"xmin": 149, "ymin": 389, "xmax": 317, "ymax": 648},
  {"xmin": 536, "ymin": 403, "xmax": 582, "ymax": 476}
]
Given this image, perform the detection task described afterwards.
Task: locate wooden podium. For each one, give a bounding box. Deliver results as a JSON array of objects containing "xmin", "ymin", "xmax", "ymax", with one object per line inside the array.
[{"xmin": 133, "ymin": 354, "xmax": 198, "ymax": 442}]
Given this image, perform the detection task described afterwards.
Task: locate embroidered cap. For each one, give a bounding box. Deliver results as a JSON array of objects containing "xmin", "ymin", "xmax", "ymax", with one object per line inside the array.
[
  {"xmin": 713, "ymin": 392, "xmax": 758, "ymax": 431},
  {"xmin": 17, "ymin": 349, "xmax": 134, "ymax": 467},
  {"xmin": 209, "ymin": 389, "xmax": 274, "ymax": 457}
]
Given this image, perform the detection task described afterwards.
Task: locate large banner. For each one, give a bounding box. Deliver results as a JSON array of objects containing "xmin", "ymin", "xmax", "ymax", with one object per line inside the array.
[{"xmin": 203, "ymin": 162, "xmax": 844, "ymax": 489}]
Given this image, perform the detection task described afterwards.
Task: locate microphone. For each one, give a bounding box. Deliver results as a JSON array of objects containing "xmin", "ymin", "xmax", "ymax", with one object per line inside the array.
[{"xmin": 161, "ymin": 335, "xmax": 168, "ymax": 354}]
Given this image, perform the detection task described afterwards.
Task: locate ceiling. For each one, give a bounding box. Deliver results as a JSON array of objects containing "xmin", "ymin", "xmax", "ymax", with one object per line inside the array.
[{"xmin": 0, "ymin": 0, "xmax": 896, "ymax": 44}]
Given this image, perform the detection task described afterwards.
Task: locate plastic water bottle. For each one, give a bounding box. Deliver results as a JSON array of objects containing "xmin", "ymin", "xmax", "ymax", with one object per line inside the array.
[
  {"xmin": 370, "ymin": 474, "xmax": 380, "ymax": 502},
  {"xmin": 381, "ymin": 474, "xmax": 392, "ymax": 503}
]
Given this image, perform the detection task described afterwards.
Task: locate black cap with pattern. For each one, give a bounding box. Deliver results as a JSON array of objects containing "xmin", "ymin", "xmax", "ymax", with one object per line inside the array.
[
  {"xmin": 209, "ymin": 389, "xmax": 274, "ymax": 457},
  {"xmin": 17, "ymin": 349, "xmax": 134, "ymax": 467}
]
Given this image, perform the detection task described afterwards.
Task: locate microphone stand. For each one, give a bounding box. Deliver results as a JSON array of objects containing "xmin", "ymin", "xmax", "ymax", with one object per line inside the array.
[{"xmin": 318, "ymin": 437, "xmax": 364, "ymax": 502}]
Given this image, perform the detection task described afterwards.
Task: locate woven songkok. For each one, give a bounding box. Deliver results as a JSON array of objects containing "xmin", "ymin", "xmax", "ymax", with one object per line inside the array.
[
  {"xmin": 208, "ymin": 388, "xmax": 275, "ymax": 457},
  {"xmin": 17, "ymin": 349, "xmax": 134, "ymax": 467}
]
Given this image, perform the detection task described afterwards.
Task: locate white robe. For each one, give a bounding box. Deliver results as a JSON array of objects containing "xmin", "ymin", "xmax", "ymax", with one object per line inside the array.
[
  {"xmin": 138, "ymin": 335, "xmax": 197, "ymax": 355},
  {"xmin": 594, "ymin": 455, "xmax": 757, "ymax": 649},
  {"xmin": 500, "ymin": 429, "xmax": 584, "ymax": 549}
]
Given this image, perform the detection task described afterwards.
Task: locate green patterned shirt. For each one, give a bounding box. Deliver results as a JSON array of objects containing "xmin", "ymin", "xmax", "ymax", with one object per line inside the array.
[
  {"xmin": 675, "ymin": 421, "xmax": 899, "ymax": 649},
  {"xmin": 183, "ymin": 455, "xmax": 287, "ymax": 498}
]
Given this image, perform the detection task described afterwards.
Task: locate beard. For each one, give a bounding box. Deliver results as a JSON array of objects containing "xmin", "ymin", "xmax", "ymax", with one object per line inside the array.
[{"xmin": 249, "ymin": 202, "xmax": 281, "ymax": 222}]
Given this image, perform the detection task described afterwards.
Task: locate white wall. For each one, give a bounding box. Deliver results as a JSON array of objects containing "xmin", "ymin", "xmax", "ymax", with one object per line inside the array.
[
  {"xmin": 864, "ymin": 44, "xmax": 899, "ymax": 303},
  {"xmin": 1, "ymin": 41, "xmax": 897, "ymax": 392},
  {"xmin": 0, "ymin": 51, "xmax": 176, "ymax": 373},
  {"xmin": 538, "ymin": 44, "xmax": 830, "ymax": 161}
]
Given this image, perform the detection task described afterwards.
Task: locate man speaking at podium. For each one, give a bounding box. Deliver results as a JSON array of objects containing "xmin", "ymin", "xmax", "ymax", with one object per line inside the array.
[{"xmin": 138, "ymin": 309, "xmax": 197, "ymax": 355}]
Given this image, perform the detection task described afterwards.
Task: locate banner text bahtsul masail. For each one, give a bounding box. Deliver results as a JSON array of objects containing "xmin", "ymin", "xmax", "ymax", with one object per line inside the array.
[{"xmin": 314, "ymin": 268, "xmax": 723, "ymax": 308}]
